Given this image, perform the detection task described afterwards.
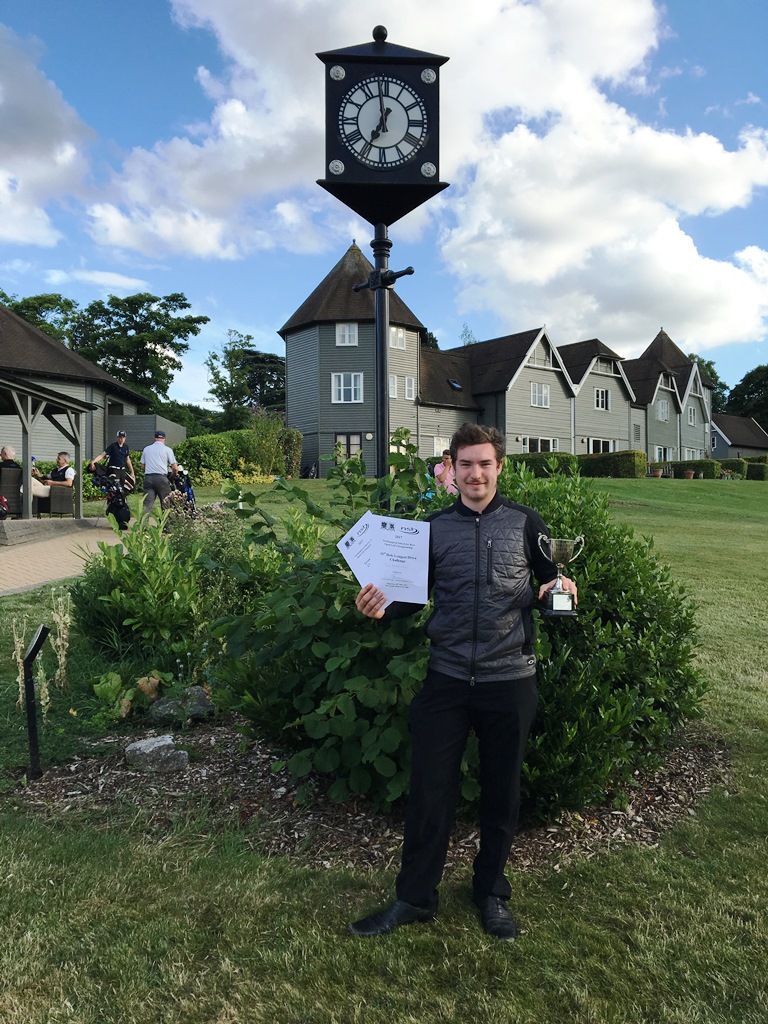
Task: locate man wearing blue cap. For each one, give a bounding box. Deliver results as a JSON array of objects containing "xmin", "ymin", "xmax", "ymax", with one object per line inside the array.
[{"xmin": 140, "ymin": 430, "xmax": 178, "ymax": 516}]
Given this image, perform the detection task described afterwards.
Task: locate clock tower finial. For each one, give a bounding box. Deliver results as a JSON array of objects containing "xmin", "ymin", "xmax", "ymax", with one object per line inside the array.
[{"xmin": 372, "ymin": 25, "xmax": 387, "ymax": 43}]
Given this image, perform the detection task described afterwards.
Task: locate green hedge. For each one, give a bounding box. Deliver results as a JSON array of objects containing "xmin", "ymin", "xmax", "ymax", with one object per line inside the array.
[
  {"xmin": 716, "ymin": 458, "xmax": 748, "ymax": 478},
  {"xmin": 507, "ymin": 453, "xmax": 578, "ymax": 476},
  {"xmin": 578, "ymin": 449, "xmax": 647, "ymax": 478},
  {"xmin": 667, "ymin": 459, "xmax": 722, "ymax": 479},
  {"xmin": 746, "ymin": 462, "xmax": 768, "ymax": 480},
  {"xmin": 175, "ymin": 423, "xmax": 303, "ymax": 480}
]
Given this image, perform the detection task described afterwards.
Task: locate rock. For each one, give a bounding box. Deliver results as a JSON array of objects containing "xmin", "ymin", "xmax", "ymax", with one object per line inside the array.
[
  {"xmin": 145, "ymin": 686, "xmax": 214, "ymax": 727},
  {"xmin": 125, "ymin": 735, "xmax": 189, "ymax": 773}
]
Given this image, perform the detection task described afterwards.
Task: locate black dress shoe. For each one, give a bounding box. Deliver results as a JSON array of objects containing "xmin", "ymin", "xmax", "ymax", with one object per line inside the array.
[
  {"xmin": 475, "ymin": 896, "xmax": 518, "ymax": 941},
  {"xmin": 348, "ymin": 899, "xmax": 437, "ymax": 937}
]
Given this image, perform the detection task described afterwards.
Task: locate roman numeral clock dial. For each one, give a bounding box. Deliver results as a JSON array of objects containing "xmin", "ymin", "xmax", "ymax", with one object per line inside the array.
[{"xmin": 339, "ymin": 76, "xmax": 428, "ymax": 169}]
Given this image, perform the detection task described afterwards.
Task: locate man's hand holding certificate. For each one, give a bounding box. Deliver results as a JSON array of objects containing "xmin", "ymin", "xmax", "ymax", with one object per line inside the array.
[{"xmin": 337, "ymin": 510, "xmax": 430, "ymax": 608}]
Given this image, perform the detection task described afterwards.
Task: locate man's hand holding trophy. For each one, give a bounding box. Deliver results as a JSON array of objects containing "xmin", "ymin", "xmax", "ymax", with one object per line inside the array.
[{"xmin": 537, "ymin": 534, "xmax": 584, "ymax": 617}]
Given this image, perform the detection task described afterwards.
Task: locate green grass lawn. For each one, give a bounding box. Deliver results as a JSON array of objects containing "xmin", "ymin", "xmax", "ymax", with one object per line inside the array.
[{"xmin": 1, "ymin": 477, "xmax": 766, "ymax": 1024}]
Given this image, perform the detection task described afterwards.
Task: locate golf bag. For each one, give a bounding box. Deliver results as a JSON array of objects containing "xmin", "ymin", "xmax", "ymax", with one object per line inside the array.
[
  {"xmin": 92, "ymin": 464, "xmax": 134, "ymax": 530},
  {"xmin": 167, "ymin": 465, "xmax": 196, "ymax": 514}
]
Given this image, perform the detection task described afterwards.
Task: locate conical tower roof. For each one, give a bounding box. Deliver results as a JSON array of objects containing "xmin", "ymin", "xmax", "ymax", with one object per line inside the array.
[{"xmin": 278, "ymin": 243, "xmax": 424, "ymax": 337}]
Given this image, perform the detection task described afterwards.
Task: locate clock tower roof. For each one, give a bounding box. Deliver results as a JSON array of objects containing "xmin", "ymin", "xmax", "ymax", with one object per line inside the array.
[{"xmin": 317, "ymin": 26, "xmax": 448, "ymax": 67}]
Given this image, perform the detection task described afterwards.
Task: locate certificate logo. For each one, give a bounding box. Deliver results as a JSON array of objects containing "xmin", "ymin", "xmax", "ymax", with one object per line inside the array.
[{"xmin": 399, "ymin": 526, "xmax": 420, "ymax": 534}]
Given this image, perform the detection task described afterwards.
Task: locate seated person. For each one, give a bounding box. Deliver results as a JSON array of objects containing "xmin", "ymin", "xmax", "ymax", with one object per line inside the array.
[
  {"xmin": 31, "ymin": 451, "xmax": 76, "ymax": 498},
  {"xmin": 1, "ymin": 444, "xmax": 21, "ymax": 468}
]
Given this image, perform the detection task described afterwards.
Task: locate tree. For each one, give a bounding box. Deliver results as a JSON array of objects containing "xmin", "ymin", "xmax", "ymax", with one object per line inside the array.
[
  {"xmin": 460, "ymin": 322, "xmax": 477, "ymax": 346},
  {"xmin": 240, "ymin": 349, "xmax": 285, "ymax": 410},
  {"xmin": 687, "ymin": 353, "xmax": 728, "ymax": 413},
  {"xmin": 725, "ymin": 364, "xmax": 768, "ymax": 427},
  {"xmin": 69, "ymin": 292, "xmax": 209, "ymax": 402},
  {"xmin": 0, "ymin": 290, "xmax": 79, "ymax": 343},
  {"xmin": 422, "ymin": 330, "xmax": 440, "ymax": 350},
  {"xmin": 205, "ymin": 330, "xmax": 259, "ymax": 430}
]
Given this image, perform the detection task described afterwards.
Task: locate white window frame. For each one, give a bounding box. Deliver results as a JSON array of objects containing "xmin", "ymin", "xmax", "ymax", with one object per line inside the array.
[
  {"xmin": 657, "ymin": 399, "xmax": 670, "ymax": 422},
  {"xmin": 688, "ymin": 406, "xmax": 696, "ymax": 426},
  {"xmin": 389, "ymin": 326, "xmax": 406, "ymax": 350},
  {"xmin": 711, "ymin": 434, "xmax": 718, "ymax": 450},
  {"xmin": 594, "ymin": 388, "xmax": 611, "ymax": 411},
  {"xmin": 335, "ymin": 323, "xmax": 358, "ymax": 346},
  {"xmin": 405, "ymin": 376, "xmax": 415, "ymax": 401},
  {"xmin": 530, "ymin": 382, "xmax": 550, "ymax": 408},
  {"xmin": 434, "ymin": 437, "xmax": 450, "ymax": 456},
  {"xmin": 388, "ymin": 374, "xmax": 398, "ymax": 398},
  {"xmin": 331, "ymin": 372, "xmax": 363, "ymax": 404},
  {"xmin": 588, "ymin": 438, "xmax": 614, "ymax": 454},
  {"xmin": 522, "ymin": 436, "xmax": 559, "ymax": 454}
]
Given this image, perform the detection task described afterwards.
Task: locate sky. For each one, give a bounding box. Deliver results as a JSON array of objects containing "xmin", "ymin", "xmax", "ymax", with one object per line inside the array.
[{"xmin": 1, "ymin": 0, "xmax": 767, "ymax": 407}]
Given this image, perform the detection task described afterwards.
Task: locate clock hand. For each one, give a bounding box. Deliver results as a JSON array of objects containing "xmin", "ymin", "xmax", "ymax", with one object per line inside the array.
[{"xmin": 370, "ymin": 106, "xmax": 392, "ymax": 143}]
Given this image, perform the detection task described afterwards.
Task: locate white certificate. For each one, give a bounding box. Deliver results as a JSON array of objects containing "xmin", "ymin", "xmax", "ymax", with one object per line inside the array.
[{"xmin": 337, "ymin": 510, "xmax": 430, "ymax": 607}]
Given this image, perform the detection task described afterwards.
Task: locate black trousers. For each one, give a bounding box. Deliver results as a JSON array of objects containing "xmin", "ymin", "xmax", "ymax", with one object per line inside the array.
[{"xmin": 396, "ymin": 669, "xmax": 538, "ymax": 906}]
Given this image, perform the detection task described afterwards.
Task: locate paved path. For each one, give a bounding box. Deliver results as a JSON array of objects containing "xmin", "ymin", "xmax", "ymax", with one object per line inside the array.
[{"xmin": 0, "ymin": 520, "xmax": 125, "ymax": 596}]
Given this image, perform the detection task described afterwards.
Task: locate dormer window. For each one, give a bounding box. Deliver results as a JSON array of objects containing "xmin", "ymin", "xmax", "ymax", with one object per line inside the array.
[
  {"xmin": 389, "ymin": 326, "xmax": 406, "ymax": 350},
  {"xmin": 336, "ymin": 323, "xmax": 358, "ymax": 346}
]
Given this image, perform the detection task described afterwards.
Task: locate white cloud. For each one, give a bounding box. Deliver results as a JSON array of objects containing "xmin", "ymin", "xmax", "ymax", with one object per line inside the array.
[
  {"xmin": 44, "ymin": 268, "xmax": 149, "ymax": 291},
  {"xmin": 2, "ymin": 0, "xmax": 767, "ymax": 366},
  {"xmin": 0, "ymin": 24, "xmax": 91, "ymax": 246}
]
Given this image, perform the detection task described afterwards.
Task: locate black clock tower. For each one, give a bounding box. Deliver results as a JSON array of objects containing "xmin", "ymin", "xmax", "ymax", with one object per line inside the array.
[{"xmin": 317, "ymin": 27, "xmax": 449, "ymax": 477}]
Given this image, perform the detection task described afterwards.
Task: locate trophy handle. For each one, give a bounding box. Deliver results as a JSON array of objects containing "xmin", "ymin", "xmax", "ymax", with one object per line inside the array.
[
  {"xmin": 569, "ymin": 535, "xmax": 585, "ymax": 565},
  {"xmin": 537, "ymin": 533, "xmax": 551, "ymax": 560}
]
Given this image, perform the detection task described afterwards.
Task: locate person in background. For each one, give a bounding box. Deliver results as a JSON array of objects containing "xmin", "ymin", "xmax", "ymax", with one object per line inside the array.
[
  {"xmin": 89, "ymin": 430, "xmax": 135, "ymax": 481},
  {"xmin": 140, "ymin": 430, "xmax": 178, "ymax": 516},
  {"xmin": 31, "ymin": 452, "xmax": 76, "ymax": 497},
  {"xmin": 1, "ymin": 445, "xmax": 21, "ymax": 468},
  {"xmin": 433, "ymin": 449, "xmax": 458, "ymax": 494}
]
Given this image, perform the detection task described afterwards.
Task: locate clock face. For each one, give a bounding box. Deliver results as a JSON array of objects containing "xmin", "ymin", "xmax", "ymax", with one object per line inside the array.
[{"xmin": 338, "ymin": 75, "xmax": 428, "ymax": 169}]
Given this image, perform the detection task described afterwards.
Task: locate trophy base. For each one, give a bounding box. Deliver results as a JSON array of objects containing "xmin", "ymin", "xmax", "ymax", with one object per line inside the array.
[{"xmin": 541, "ymin": 607, "xmax": 578, "ymax": 618}]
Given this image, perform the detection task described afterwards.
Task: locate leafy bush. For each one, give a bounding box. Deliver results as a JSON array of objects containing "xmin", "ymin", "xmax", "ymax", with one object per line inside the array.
[
  {"xmin": 71, "ymin": 515, "xmax": 205, "ymax": 670},
  {"xmin": 213, "ymin": 432, "xmax": 705, "ymax": 817},
  {"xmin": 667, "ymin": 459, "xmax": 721, "ymax": 479},
  {"xmin": 578, "ymin": 450, "xmax": 647, "ymax": 478},
  {"xmin": 174, "ymin": 413, "xmax": 300, "ymax": 479},
  {"xmin": 746, "ymin": 462, "xmax": 768, "ymax": 480}
]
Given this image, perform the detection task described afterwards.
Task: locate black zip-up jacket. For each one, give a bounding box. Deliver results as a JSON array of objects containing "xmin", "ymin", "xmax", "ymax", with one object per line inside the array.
[{"xmin": 385, "ymin": 492, "xmax": 557, "ymax": 682}]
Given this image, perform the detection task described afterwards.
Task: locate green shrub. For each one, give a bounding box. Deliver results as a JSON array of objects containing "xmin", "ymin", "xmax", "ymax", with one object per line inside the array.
[
  {"xmin": 666, "ymin": 458, "xmax": 722, "ymax": 479},
  {"xmin": 506, "ymin": 452, "xmax": 578, "ymax": 476},
  {"xmin": 70, "ymin": 515, "xmax": 205, "ymax": 670},
  {"xmin": 578, "ymin": 450, "xmax": 647, "ymax": 478},
  {"xmin": 717, "ymin": 458, "xmax": 749, "ymax": 478},
  {"xmin": 213, "ymin": 431, "xmax": 705, "ymax": 817},
  {"xmin": 746, "ymin": 462, "xmax": 768, "ymax": 480}
]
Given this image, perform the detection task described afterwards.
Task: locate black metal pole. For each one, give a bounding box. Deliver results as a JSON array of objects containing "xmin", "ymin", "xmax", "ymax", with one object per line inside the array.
[
  {"xmin": 372, "ymin": 224, "xmax": 392, "ymax": 479},
  {"xmin": 23, "ymin": 624, "xmax": 50, "ymax": 780}
]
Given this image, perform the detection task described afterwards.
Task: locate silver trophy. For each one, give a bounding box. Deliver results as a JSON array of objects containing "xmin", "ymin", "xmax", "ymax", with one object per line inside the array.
[{"xmin": 537, "ymin": 534, "xmax": 584, "ymax": 617}]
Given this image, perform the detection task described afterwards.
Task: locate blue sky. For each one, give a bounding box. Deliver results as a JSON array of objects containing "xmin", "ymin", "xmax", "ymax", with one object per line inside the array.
[{"xmin": 1, "ymin": 0, "xmax": 766, "ymax": 406}]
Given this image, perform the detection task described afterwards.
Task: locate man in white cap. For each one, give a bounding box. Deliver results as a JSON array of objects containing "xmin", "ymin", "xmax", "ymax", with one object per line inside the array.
[{"xmin": 140, "ymin": 430, "xmax": 178, "ymax": 516}]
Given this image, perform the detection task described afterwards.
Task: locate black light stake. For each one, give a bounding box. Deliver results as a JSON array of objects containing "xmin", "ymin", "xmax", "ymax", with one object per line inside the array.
[{"xmin": 23, "ymin": 624, "xmax": 50, "ymax": 780}]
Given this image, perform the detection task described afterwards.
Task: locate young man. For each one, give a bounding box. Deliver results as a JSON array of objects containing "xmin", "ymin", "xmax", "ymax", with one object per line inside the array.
[
  {"xmin": 89, "ymin": 430, "xmax": 135, "ymax": 481},
  {"xmin": 350, "ymin": 423, "xmax": 577, "ymax": 941},
  {"xmin": 140, "ymin": 430, "xmax": 178, "ymax": 516}
]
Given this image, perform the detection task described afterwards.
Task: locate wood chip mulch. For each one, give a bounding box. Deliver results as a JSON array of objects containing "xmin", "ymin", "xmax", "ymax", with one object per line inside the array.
[{"xmin": 6, "ymin": 717, "xmax": 730, "ymax": 873}]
